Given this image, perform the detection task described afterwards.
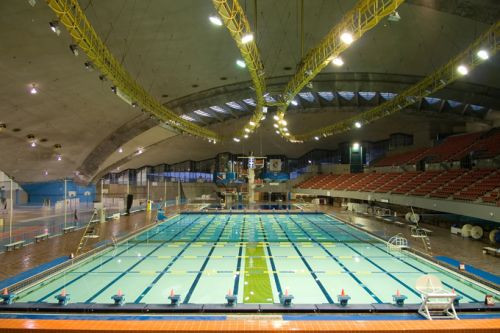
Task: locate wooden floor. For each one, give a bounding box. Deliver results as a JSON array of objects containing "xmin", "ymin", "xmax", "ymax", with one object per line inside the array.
[{"xmin": 0, "ymin": 209, "xmax": 158, "ymax": 281}]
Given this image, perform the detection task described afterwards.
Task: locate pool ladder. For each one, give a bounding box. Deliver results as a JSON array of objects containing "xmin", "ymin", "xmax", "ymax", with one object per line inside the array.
[
  {"xmin": 412, "ymin": 227, "xmax": 432, "ymax": 254},
  {"xmin": 75, "ymin": 209, "xmax": 99, "ymax": 256}
]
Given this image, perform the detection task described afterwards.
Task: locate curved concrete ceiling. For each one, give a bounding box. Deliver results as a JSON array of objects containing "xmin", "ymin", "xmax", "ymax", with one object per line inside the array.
[{"xmin": 0, "ymin": 0, "xmax": 499, "ymax": 183}]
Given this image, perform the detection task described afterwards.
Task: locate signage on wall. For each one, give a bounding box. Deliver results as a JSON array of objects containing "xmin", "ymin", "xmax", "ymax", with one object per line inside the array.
[{"xmin": 269, "ymin": 159, "xmax": 282, "ymax": 172}]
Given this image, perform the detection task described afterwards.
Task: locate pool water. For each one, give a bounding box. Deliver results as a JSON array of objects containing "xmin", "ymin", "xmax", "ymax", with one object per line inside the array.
[{"xmin": 15, "ymin": 213, "xmax": 499, "ymax": 305}]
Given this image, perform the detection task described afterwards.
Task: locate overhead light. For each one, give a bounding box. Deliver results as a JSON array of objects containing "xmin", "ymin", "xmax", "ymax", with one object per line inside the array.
[
  {"xmin": 137, "ymin": 147, "xmax": 144, "ymax": 154},
  {"xmin": 273, "ymin": 115, "xmax": 279, "ymax": 121},
  {"xmin": 29, "ymin": 84, "xmax": 38, "ymax": 95},
  {"xmin": 209, "ymin": 16, "xmax": 223, "ymax": 26},
  {"xmin": 308, "ymin": 160, "xmax": 312, "ymax": 164},
  {"xmin": 290, "ymin": 100, "xmax": 298, "ymax": 106},
  {"xmin": 340, "ymin": 32, "xmax": 353, "ymax": 44},
  {"xmin": 57, "ymin": 155, "xmax": 62, "ymax": 161},
  {"xmin": 314, "ymin": 136, "xmax": 319, "ymax": 141},
  {"xmin": 49, "ymin": 21, "xmax": 60, "ymax": 35},
  {"xmin": 241, "ymin": 33, "xmax": 254, "ymax": 44},
  {"xmin": 273, "ymin": 123, "xmax": 279, "ymax": 128},
  {"xmin": 28, "ymin": 0, "xmax": 36, "ymax": 7},
  {"xmin": 355, "ymin": 121, "xmax": 362, "ymax": 128},
  {"xmin": 233, "ymin": 137, "xmax": 240, "ymax": 142},
  {"xmin": 261, "ymin": 115, "xmax": 266, "ymax": 120},
  {"xmin": 331, "ymin": 57, "xmax": 344, "ymax": 67},
  {"xmin": 118, "ymin": 147, "xmax": 123, "ymax": 153},
  {"xmin": 131, "ymin": 102, "xmax": 138, "ymax": 108},
  {"xmin": 244, "ymin": 134, "xmax": 249, "ymax": 138},
  {"xmin": 388, "ymin": 11, "xmax": 401, "ymax": 22},
  {"xmin": 249, "ymin": 121, "xmax": 256, "ymax": 126},
  {"xmin": 352, "ymin": 142, "xmax": 360, "ymax": 150},
  {"xmin": 111, "ymin": 86, "xmax": 117, "ymax": 94},
  {"xmin": 84, "ymin": 61, "xmax": 94, "ymax": 71},
  {"xmin": 280, "ymin": 119, "xmax": 287, "ymax": 126},
  {"xmin": 69, "ymin": 44, "xmax": 79, "ymax": 56},
  {"xmin": 244, "ymin": 128, "xmax": 250, "ymax": 133},
  {"xmin": 457, "ymin": 65, "xmax": 468, "ymax": 75},
  {"xmin": 285, "ymin": 132, "xmax": 290, "ymax": 136},
  {"xmin": 477, "ymin": 49, "xmax": 489, "ymax": 60},
  {"xmin": 236, "ymin": 59, "xmax": 246, "ymax": 68},
  {"xmin": 283, "ymin": 127, "xmax": 288, "ymax": 132},
  {"xmin": 43, "ymin": 170, "xmax": 48, "ymax": 176},
  {"xmin": 30, "ymin": 141, "xmax": 37, "ymax": 147},
  {"xmin": 262, "ymin": 106, "xmax": 268, "ymax": 113},
  {"xmin": 275, "ymin": 130, "xmax": 280, "ymax": 134}
]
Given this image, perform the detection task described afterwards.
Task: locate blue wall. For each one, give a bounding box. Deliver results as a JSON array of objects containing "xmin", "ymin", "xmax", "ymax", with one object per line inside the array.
[{"xmin": 21, "ymin": 180, "xmax": 96, "ymax": 206}]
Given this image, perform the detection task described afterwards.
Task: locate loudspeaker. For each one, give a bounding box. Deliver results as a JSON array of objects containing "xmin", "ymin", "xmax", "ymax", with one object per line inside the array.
[{"xmin": 126, "ymin": 194, "xmax": 133, "ymax": 215}]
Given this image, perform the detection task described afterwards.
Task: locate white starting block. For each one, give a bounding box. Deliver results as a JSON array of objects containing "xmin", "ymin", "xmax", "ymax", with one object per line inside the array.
[{"xmin": 416, "ymin": 275, "xmax": 459, "ymax": 320}]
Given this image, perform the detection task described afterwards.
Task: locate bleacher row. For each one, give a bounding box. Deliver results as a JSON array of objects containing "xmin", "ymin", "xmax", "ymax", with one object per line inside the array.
[
  {"xmin": 296, "ymin": 168, "xmax": 500, "ymax": 206},
  {"xmin": 374, "ymin": 129, "xmax": 500, "ymax": 167}
]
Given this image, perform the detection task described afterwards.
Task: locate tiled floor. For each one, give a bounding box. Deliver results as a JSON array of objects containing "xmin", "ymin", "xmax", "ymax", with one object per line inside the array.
[{"xmin": 0, "ymin": 318, "xmax": 499, "ymax": 332}]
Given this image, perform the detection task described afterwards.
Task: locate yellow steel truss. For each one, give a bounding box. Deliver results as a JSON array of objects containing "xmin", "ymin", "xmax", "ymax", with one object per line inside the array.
[
  {"xmin": 213, "ymin": 0, "xmax": 266, "ymax": 139},
  {"xmin": 275, "ymin": 0, "xmax": 404, "ymax": 140},
  {"xmin": 46, "ymin": 0, "xmax": 222, "ymax": 142},
  {"xmin": 291, "ymin": 21, "xmax": 500, "ymax": 142}
]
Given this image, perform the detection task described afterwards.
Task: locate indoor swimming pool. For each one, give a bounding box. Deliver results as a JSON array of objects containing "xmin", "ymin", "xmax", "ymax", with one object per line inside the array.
[{"xmin": 13, "ymin": 213, "xmax": 499, "ymax": 305}]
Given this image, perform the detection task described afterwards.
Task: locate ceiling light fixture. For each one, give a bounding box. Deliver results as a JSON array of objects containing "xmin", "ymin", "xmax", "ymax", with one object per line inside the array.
[
  {"xmin": 275, "ymin": 130, "xmax": 280, "ymax": 134},
  {"xmin": 355, "ymin": 121, "xmax": 362, "ymax": 128},
  {"xmin": 249, "ymin": 121, "xmax": 256, "ymax": 126},
  {"xmin": 84, "ymin": 61, "xmax": 94, "ymax": 71},
  {"xmin": 241, "ymin": 33, "xmax": 254, "ymax": 44},
  {"xmin": 29, "ymin": 84, "xmax": 38, "ymax": 95},
  {"xmin": 209, "ymin": 16, "xmax": 223, "ymax": 26},
  {"xmin": 244, "ymin": 134, "xmax": 249, "ymax": 138},
  {"xmin": 477, "ymin": 49, "xmax": 489, "ymax": 60},
  {"xmin": 57, "ymin": 155, "xmax": 62, "ymax": 161},
  {"xmin": 49, "ymin": 21, "xmax": 60, "ymax": 35},
  {"xmin": 457, "ymin": 65, "xmax": 468, "ymax": 75},
  {"xmin": 233, "ymin": 137, "xmax": 240, "ymax": 142},
  {"xmin": 244, "ymin": 128, "xmax": 250, "ymax": 133},
  {"xmin": 118, "ymin": 147, "xmax": 123, "ymax": 153},
  {"xmin": 273, "ymin": 115, "xmax": 279, "ymax": 121},
  {"xmin": 236, "ymin": 59, "xmax": 246, "ymax": 68},
  {"xmin": 290, "ymin": 100, "xmax": 298, "ymax": 106},
  {"xmin": 314, "ymin": 136, "xmax": 319, "ymax": 141},
  {"xmin": 331, "ymin": 57, "xmax": 344, "ymax": 67},
  {"xmin": 69, "ymin": 44, "xmax": 79, "ymax": 56},
  {"xmin": 273, "ymin": 123, "xmax": 279, "ymax": 128},
  {"xmin": 340, "ymin": 32, "xmax": 354, "ymax": 44}
]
